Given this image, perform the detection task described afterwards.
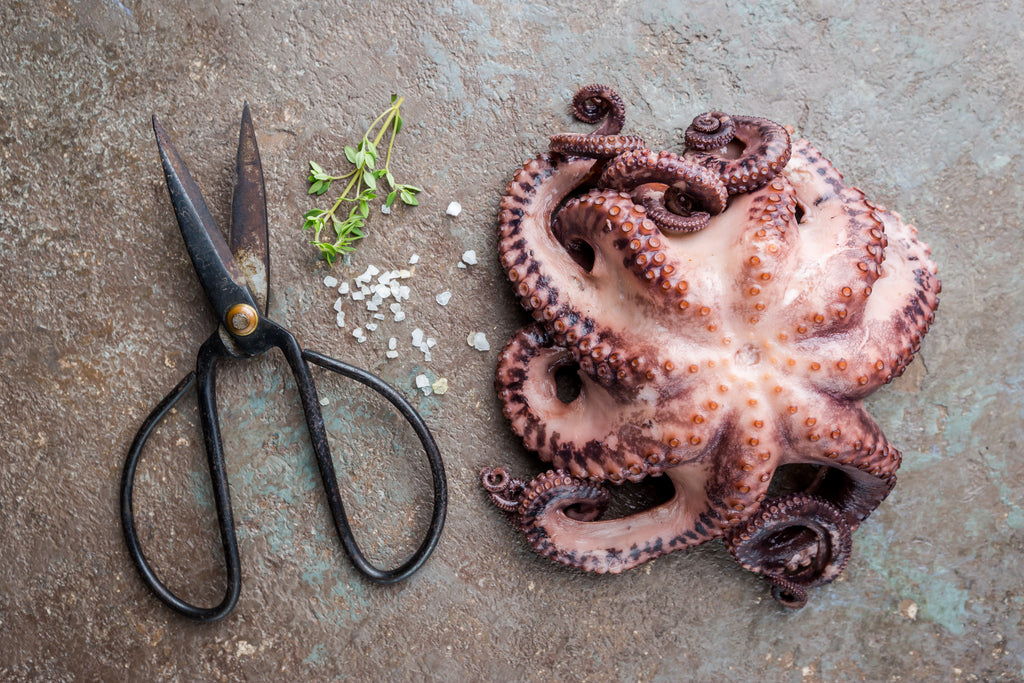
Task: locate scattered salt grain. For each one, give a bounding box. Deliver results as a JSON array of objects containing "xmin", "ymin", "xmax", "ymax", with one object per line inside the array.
[
  {"xmin": 333, "ymin": 297, "xmax": 344, "ymax": 312},
  {"xmin": 394, "ymin": 311, "xmax": 406, "ymax": 322},
  {"xmin": 351, "ymin": 290, "xmax": 365, "ymax": 301},
  {"xmin": 412, "ymin": 328, "xmax": 425, "ymax": 347},
  {"xmin": 366, "ymin": 323, "xmax": 378, "ymax": 332},
  {"xmin": 409, "ymin": 254, "xmax": 420, "ymax": 265},
  {"xmin": 468, "ymin": 332, "xmax": 490, "ymax": 351},
  {"xmin": 319, "ymin": 396, "xmax": 330, "ymax": 406},
  {"xmin": 381, "ymin": 204, "xmax": 391, "ymax": 215},
  {"xmin": 431, "ymin": 378, "xmax": 448, "ymax": 395},
  {"xmin": 373, "ymin": 312, "xmax": 385, "ymax": 320},
  {"xmin": 461, "ymin": 250, "xmax": 478, "ymax": 266},
  {"xmin": 385, "ymin": 350, "xmax": 399, "ymax": 359},
  {"xmin": 335, "ymin": 311, "xmax": 346, "ymax": 328},
  {"xmin": 388, "ymin": 337, "xmax": 398, "ymax": 350},
  {"xmin": 323, "ymin": 275, "xmax": 338, "ymax": 288},
  {"xmin": 352, "ymin": 327, "xmax": 365, "ymax": 339},
  {"xmin": 338, "ymin": 282, "xmax": 350, "ymax": 295},
  {"xmin": 457, "ymin": 262, "xmax": 466, "ymax": 269},
  {"xmin": 435, "ymin": 291, "xmax": 452, "ymax": 306},
  {"xmin": 446, "ymin": 201, "xmax": 462, "ymax": 217},
  {"xmin": 415, "ymin": 374, "xmax": 432, "ymax": 395}
]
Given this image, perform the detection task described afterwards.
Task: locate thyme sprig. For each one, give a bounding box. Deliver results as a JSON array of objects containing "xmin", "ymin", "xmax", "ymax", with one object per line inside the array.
[{"xmin": 302, "ymin": 94, "xmax": 422, "ymax": 264}]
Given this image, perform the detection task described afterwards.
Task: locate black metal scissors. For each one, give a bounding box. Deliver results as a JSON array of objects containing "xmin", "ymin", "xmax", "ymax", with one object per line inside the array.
[{"xmin": 120, "ymin": 104, "xmax": 447, "ymax": 622}]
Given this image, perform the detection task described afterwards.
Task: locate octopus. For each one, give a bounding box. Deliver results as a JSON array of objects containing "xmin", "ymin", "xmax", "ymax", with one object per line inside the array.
[{"xmin": 480, "ymin": 85, "xmax": 940, "ymax": 607}]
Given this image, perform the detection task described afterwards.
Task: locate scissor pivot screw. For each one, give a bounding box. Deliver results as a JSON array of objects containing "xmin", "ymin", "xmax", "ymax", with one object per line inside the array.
[{"xmin": 227, "ymin": 303, "xmax": 258, "ymax": 336}]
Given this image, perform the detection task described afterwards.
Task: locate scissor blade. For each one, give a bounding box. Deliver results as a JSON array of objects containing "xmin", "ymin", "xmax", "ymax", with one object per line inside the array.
[
  {"xmin": 231, "ymin": 102, "xmax": 270, "ymax": 315},
  {"xmin": 153, "ymin": 115, "xmax": 257, "ymax": 326}
]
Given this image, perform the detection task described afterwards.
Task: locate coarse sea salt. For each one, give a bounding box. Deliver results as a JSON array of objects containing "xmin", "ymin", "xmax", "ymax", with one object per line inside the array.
[
  {"xmin": 323, "ymin": 275, "xmax": 338, "ymax": 288},
  {"xmin": 435, "ymin": 291, "xmax": 452, "ymax": 306},
  {"xmin": 469, "ymin": 332, "xmax": 490, "ymax": 351},
  {"xmin": 462, "ymin": 250, "xmax": 478, "ymax": 266},
  {"xmin": 446, "ymin": 201, "xmax": 462, "ymax": 217}
]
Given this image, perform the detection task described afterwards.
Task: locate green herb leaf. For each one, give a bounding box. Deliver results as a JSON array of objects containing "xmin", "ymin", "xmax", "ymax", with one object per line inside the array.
[{"xmin": 301, "ymin": 95, "xmax": 420, "ymax": 265}]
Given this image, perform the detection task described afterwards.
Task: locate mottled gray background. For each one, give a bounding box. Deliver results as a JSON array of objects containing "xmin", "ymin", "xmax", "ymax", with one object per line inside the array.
[{"xmin": 2, "ymin": 0, "xmax": 1022, "ymax": 681}]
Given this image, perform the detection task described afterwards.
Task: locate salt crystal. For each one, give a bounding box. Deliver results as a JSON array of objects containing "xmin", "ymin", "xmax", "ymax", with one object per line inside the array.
[
  {"xmin": 381, "ymin": 204, "xmax": 391, "ymax": 215},
  {"xmin": 412, "ymin": 328, "xmax": 424, "ymax": 346},
  {"xmin": 371, "ymin": 292, "xmax": 384, "ymax": 306},
  {"xmin": 390, "ymin": 303, "xmax": 403, "ymax": 313},
  {"xmin": 338, "ymin": 282, "xmax": 350, "ymax": 294},
  {"xmin": 431, "ymin": 378, "xmax": 448, "ymax": 395},
  {"xmin": 323, "ymin": 275, "xmax": 338, "ymax": 288},
  {"xmin": 356, "ymin": 336, "xmax": 367, "ymax": 344},
  {"xmin": 394, "ymin": 311, "xmax": 406, "ymax": 322},
  {"xmin": 397, "ymin": 285, "xmax": 411, "ymax": 300},
  {"xmin": 373, "ymin": 313, "xmax": 385, "ymax": 320},
  {"xmin": 366, "ymin": 323, "xmax": 378, "ymax": 332},
  {"xmin": 462, "ymin": 250, "xmax": 478, "ymax": 265},
  {"xmin": 385, "ymin": 350, "xmax": 399, "ymax": 359},
  {"xmin": 458, "ymin": 262, "xmax": 467, "ymax": 269},
  {"xmin": 424, "ymin": 350, "xmax": 432, "ymax": 362},
  {"xmin": 335, "ymin": 311, "xmax": 346, "ymax": 328},
  {"xmin": 366, "ymin": 302, "xmax": 379, "ymax": 312},
  {"xmin": 415, "ymin": 374, "xmax": 430, "ymax": 388},
  {"xmin": 388, "ymin": 337, "xmax": 397, "ymax": 350},
  {"xmin": 319, "ymin": 396, "xmax": 330, "ymax": 406},
  {"xmin": 353, "ymin": 327, "xmax": 365, "ymax": 339},
  {"xmin": 333, "ymin": 297, "xmax": 344, "ymax": 312},
  {"xmin": 471, "ymin": 332, "xmax": 490, "ymax": 351},
  {"xmin": 446, "ymin": 201, "xmax": 462, "ymax": 217},
  {"xmin": 426, "ymin": 337, "xmax": 437, "ymax": 348},
  {"xmin": 378, "ymin": 272, "xmax": 393, "ymax": 286},
  {"xmin": 409, "ymin": 254, "xmax": 420, "ymax": 265},
  {"xmin": 435, "ymin": 291, "xmax": 452, "ymax": 306},
  {"xmin": 360, "ymin": 285, "xmax": 372, "ymax": 296},
  {"xmin": 398, "ymin": 269, "xmax": 412, "ymax": 279},
  {"xmin": 351, "ymin": 291, "xmax": 365, "ymax": 301}
]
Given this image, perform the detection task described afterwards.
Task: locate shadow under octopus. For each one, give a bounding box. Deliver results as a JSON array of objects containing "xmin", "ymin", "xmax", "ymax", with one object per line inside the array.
[{"xmin": 480, "ymin": 84, "xmax": 940, "ymax": 608}]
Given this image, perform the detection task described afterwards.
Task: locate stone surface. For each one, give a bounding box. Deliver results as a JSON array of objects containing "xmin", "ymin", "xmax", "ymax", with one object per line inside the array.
[{"xmin": 1, "ymin": 0, "xmax": 1021, "ymax": 680}]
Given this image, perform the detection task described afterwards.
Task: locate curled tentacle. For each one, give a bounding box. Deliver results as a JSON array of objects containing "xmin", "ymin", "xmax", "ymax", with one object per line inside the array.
[
  {"xmin": 500, "ymin": 468, "xmax": 723, "ymax": 573},
  {"xmin": 549, "ymin": 133, "xmax": 647, "ymax": 159},
  {"xmin": 480, "ymin": 467, "xmax": 527, "ymax": 513},
  {"xmin": 685, "ymin": 111, "xmax": 735, "ymax": 151},
  {"xmin": 631, "ymin": 183, "xmax": 710, "ymax": 234},
  {"xmin": 598, "ymin": 149, "xmax": 728, "ymax": 233},
  {"xmin": 685, "ymin": 114, "xmax": 792, "ymax": 195},
  {"xmin": 725, "ymin": 492, "xmax": 852, "ymax": 608},
  {"xmin": 571, "ymin": 84, "xmax": 626, "ymax": 135}
]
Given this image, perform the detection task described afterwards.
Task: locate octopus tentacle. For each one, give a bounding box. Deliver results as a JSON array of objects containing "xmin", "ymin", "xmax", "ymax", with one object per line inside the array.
[
  {"xmin": 684, "ymin": 111, "xmax": 735, "ymax": 151},
  {"xmin": 499, "ymin": 468, "xmax": 724, "ymax": 574},
  {"xmin": 778, "ymin": 390, "xmax": 900, "ymax": 529},
  {"xmin": 631, "ymin": 183, "xmax": 710, "ymax": 234},
  {"xmin": 549, "ymin": 133, "xmax": 647, "ymax": 159},
  {"xmin": 599, "ymin": 149, "xmax": 728, "ymax": 233},
  {"xmin": 495, "ymin": 324, "xmax": 727, "ymax": 482},
  {"xmin": 480, "ymin": 467, "xmax": 527, "ymax": 513},
  {"xmin": 570, "ymin": 84, "xmax": 626, "ymax": 135},
  {"xmin": 685, "ymin": 114, "xmax": 791, "ymax": 195},
  {"xmin": 725, "ymin": 492, "xmax": 852, "ymax": 608}
]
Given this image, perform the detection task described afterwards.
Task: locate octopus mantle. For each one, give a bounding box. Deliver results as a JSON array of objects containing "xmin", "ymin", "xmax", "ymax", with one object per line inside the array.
[{"xmin": 481, "ymin": 87, "xmax": 940, "ymax": 607}]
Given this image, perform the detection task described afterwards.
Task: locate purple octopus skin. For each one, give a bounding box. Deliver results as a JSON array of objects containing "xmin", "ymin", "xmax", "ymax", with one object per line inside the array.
[{"xmin": 481, "ymin": 85, "xmax": 940, "ymax": 607}]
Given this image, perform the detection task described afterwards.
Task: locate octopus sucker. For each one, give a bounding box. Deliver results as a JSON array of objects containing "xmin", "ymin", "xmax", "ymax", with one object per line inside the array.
[{"xmin": 483, "ymin": 85, "xmax": 940, "ymax": 608}]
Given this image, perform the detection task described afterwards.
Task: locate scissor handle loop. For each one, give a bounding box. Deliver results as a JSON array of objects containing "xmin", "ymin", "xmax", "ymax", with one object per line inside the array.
[
  {"xmin": 276, "ymin": 326, "xmax": 447, "ymax": 582},
  {"xmin": 119, "ymin": 334, "xmax": 242, "ymax": 622}
]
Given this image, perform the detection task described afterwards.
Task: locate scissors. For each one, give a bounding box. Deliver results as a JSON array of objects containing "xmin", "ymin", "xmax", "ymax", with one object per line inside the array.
[{"xmin": 120, "ymin": 104, "xmax": 447, "ymax": 622}]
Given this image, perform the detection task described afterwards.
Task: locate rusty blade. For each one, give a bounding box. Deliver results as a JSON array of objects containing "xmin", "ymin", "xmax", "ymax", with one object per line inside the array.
[
  {"xmin": 231, "ymin": 102, "xmax": 269, "ymax": 315},
  {"xmin": 153, "ymin": 115, "xmax": 257, "ymax": 326}
]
